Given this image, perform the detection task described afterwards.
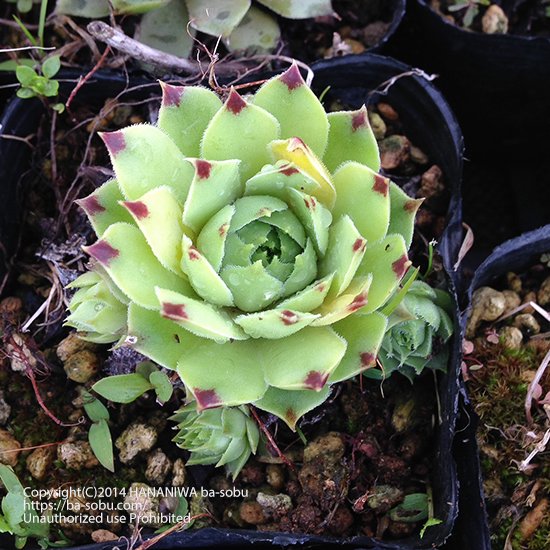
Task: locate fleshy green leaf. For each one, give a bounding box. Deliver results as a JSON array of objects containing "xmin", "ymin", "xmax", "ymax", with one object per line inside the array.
[
  {"xmin": 261, "ymin": 326, "xmax": 346, "ymax": 391},
  {"xmin": 244, "ymin": 161, "xmax": 321, "ymax": 201},
  {"xmin": 181, "ymin": 234, "xmax": 234, "ymax": 307},
  {"xmin": 76, "ymin": 178, "xmax": 135, "ymax": 236},
  {"xmin": 277, "ymin": 273, "xmax": 333, "ymax": 312},
  {"xmin": 158, "ymin": 84, "xmax": 222, "ymax": 157},
  {"xmin": 269, "ymin": 137, "xmax": 335, "ymax": 209},
  {"xmin": 281, "ymin": 238, "xmax": 318, "ymax": 297},
  {"xmin": 388, "ymin": 181, "xmax": 422, "ymax": 249},
  {"xmin": 185, "ymin": 0, "xmax": 251, "ymax": 36},
  {"xmin": 220, "ymin": 261, "xmax": 283, "ymax": 312},
  {"xmin": 128, "ymin": 303, "xmax": 202, "ymax": 370},
  {"xmin": 319, "ymin": 215, "xmax": 366, "ymax": 297},
  {"xmin": 138, "ymin": 0, "xmax": 195, "ymax": 58},
  {"xmin": 121, "ymin": 185, "xmax": 184, "ymax": 275},
  {"xmin": 196, "ymin": 204, "xmax": 234, "ymax": 272},
  {"xmin": 254, "ymin": 64, "xmax": 329, "ymax": 157},
  {"xmin": 235, "ymin": 308, "xmax": 319, "ymax": 339},
  {"xmin": 324, "ymin": 107, "xmax": 380, "ymax": 173},
  {"xmin": 254, "ymin": 386, "xmax": 330, "ymax": 430},
  {"xmin": 286, "ymin": 188, "xmax": 332, "ymax": 257},
  {"xmin": 156, "ymin": 287, "xmax": 247, "ymax": 342},
  {"xmin": 182, "ymin": 159, "xmax": 242, "ymax": 235},
  {"xmin": 89, "ymin": 420, "xmax": 114, "ymax": 472},
  {"xmin": 229, "ymin": 195, "xmax": 287, "ymax": 232},
  {"xmin": 332, "ymin": 162, "xmax": 390, "ymax": 243},
  {"xmin": 312, "ymin": 275, "xmax": 372, "ymax": 326},
  {"xmin": 224, "ymin": 5, "xmax": 280, "ymax": 53},
  {"xmin": 177, "ymin": 339, "xmax": 268, "ymax": 409},
  {"xmin": 329, "ymin": 311, "xmax": 387, "ymax": 382},
  {"xmin": 93, "ymin": 374, "xmax": 153, "ymax": 403},
  {"xmin": 100, "ymin": 124, "xmax": 194, "ymax": 203},
  {"xmin": 55, "ymin": 0, "xmax": 110, "ymax": 17},
  {"xmin": 256, "ymin": 0, "xmax": 333, "ymax": 18},
  {"xmin": 357, "ymin": 234, "xmax": 411, "ymax": 313},
  {"xmin": 84, "ymin": 223, "xmax": 193, "ymax": 309},
  {"xmin": 202, "ymin": 89, "xmax": 280, "ymax": 182},
  {"xmin": 149, "ymin": 371, "xmax": 173, "ymax": 403}
]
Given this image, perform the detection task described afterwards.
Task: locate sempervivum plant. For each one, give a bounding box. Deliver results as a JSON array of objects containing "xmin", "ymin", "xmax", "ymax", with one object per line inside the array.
[
  {"xmin": 368, "ymin": 281, "xmax": 454, "ymax": 382},
  {"xmin": 171, "ymin": 403, "xmax": 259, "ymax": 479},
  {"xmin": 67, "ymin": 64, "xmax": 422, "ymax": 433}
]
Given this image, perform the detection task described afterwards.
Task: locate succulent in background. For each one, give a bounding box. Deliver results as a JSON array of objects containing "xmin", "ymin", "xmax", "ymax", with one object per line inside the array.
[
  {"xmin": 55, "ymin": 0, "xmax": 334, "ymax": 55},
  {"xmin": 171, "ymin": 403, "xmax": 259, "ymax": 478},
  {"xmin": 67, "ymin": 63, "xmax": 422, "ymax": 447},
  {"xmin": 367, "ymin": 281, "xmax": 454, "ymax": 381}
]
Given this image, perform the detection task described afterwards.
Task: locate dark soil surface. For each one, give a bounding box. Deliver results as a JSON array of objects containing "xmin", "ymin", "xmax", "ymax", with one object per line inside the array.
[
  {"xmin": 432, "ymin": 0, "xmax": 550, "ymax": 36},
  {"xmin": 282, "ymin": 0, "xmax": 400, "ymax": 61},
  {"xmin": 464, "ymin": 259, "xmax": 550, "ymax": 549}
]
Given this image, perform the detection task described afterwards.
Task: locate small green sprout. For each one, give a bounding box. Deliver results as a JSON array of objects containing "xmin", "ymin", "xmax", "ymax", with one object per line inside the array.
[
  {"xmin": 15, "ymin": 56, "xmax": 65, "ymax": 112},
  {"xmin": 81, "ymin": 390, "xmax": 114, "ymax": 472},
  {"xmin": 368, "ymin": 281, "xmax": 454, "ymax": 381},
  {"xmin": 92, "ymin": 362, "xmax": 174, "ymax": 405},
  {"xmin": 0, "ymin": 465, "xmax": 50, "ymax": 548}
]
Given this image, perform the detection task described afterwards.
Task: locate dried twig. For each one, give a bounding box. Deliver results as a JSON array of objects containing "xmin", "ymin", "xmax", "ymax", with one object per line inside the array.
[
  {"xmin": 496, "ymin": 301, "xmax": 550, "ymax": 324},
  {"xmin": 250, "ymin": 407, "xmax": 297, "ymax": 475},
  {"xmin": 367, "ymin": 69, "xmax": 438, "ymax": 100},
  {"xmin": 454, "ymin": 222, "xmax": 474, "ymax": 270},
  {"xmin": 66, "ymin": 46, "xmax": 111, "ymax": 111},
  {"xmin": 86, "ymin": 21, "xmax": 243, "ymax": 76},
  {"xmin": 0, "ymin": 46, "xmax": 55, "ymax": 53},
  {"xmin": 525, "ymin": 349, "xmax": 550, "ymax": 426},
  {"xmin": 519, "ymin": 429, "xmax": 550, "ymax": 472}
]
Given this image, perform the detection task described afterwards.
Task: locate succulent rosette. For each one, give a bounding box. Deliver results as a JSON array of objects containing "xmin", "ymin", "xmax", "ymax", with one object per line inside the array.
[
  {"xmin": 171, "ymin": 403, "xmax": 259, "ymax": 479},
  {"xmin": 67, "ymin": 64, "xmax": 422, "ymax": 429},
  {"xmin": 368, "ymin": 281, "xmax": 454, "ymax": 381}
]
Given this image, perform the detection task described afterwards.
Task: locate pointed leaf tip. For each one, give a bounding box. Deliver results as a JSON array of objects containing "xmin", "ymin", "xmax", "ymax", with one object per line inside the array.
[
  {"xmin": 360, "ymin": 352, "xmax": 376, "ymax": 367},
  {"xmin": 194, "ymin": 159, "xmax": 212, "ymax": 179},
  {"xmin": 279, "ymin": 62, "xmax": 305, "ymax": 90},
  {"xmin": 392, "ymin": 255, "xmax": 411, "ymax": 278},
  {"xmin": 76, "ymin": 195, "xmax": 105, "ymax": 215},
  {"xmin": 161, "ymin": 302, "xmax": 188, "ymax": 320},
  {"xmin": 303, "ymin": 370, "xmax": 329, "ymax": 391},
  {"xmin": 123, "ymin": 200, "xmax": 149, "ymax": 219},
  {"xmin": 193, "ymin": 388, "xmax": 222, "ymax": 411},
  {"xmin": 405, "ymin": 198, "xmax": 424, "ymax": 213},
  {"xmin": 84, "ymin": 240, "xmax": 119, "ymax": 266},
  {"xmin": 226, "ymin": 88, "xmax": 247, "ymax": 115},
  {"xmin": 159, "ymin": 81, "xmax": 184, "ymax": 107},
  {"xmin": 352, "ymin": 106, "xmax": 369, "ymax": 131},
  {"xmin": 373, "ymin": 174, "xmax": 389, "ymax": 197},
  {"xmin": 99, "ymin": 130, "xmax": 126, "ymax": 156}
]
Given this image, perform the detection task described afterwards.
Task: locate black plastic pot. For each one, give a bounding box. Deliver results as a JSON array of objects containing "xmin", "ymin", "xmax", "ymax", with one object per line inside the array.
[
  {"xmin": 391, "ymin": 0, "xmax": 550, "ymax": 160},
  {"xmin": 0, "ymin": 55, "xmax": 463, "ymax": 549},
  {"xmin": 383, "ymin": 0, "xmax": 550, "ymax": 269},
  {"xmin": 367, "ymin": 0, "xmax": 407, "ymax": 54},
  {"xmin": 456, "ymin": 225, "xmax": 550, "ymax": 550}
]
